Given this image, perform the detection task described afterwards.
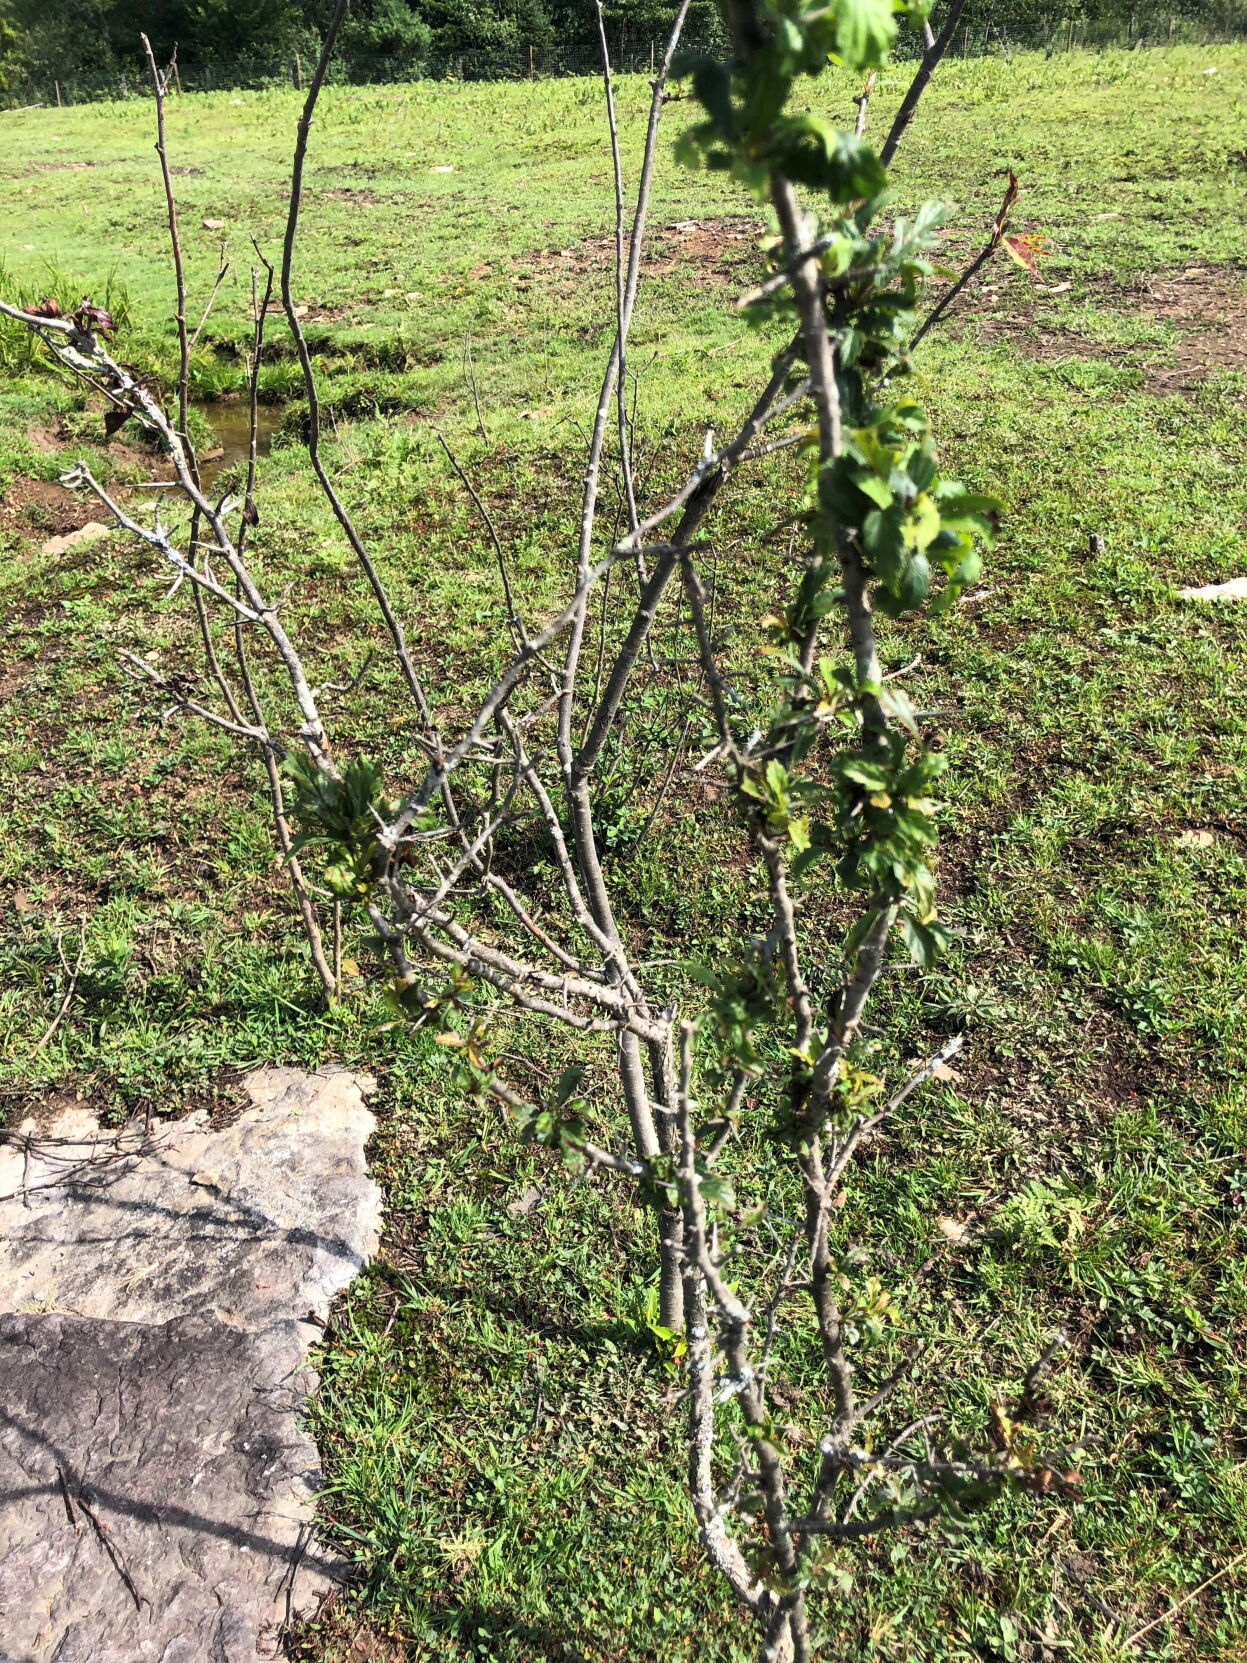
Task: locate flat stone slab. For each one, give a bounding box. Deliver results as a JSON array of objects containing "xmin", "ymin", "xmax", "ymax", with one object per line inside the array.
[
  {"xmin": 0, "ymin": 1066, "xmax": 382, "ymax": 1662},
  {"xmin": 0, "ymin": 1313, "xmax": 342, "ymax": 1663},
  {"xmin": 0, "ymin": 1065, "xmax": 381, "ymax": 1328}
]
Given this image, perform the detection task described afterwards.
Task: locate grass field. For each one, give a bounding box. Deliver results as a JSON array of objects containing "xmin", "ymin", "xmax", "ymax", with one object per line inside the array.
[{"xmin": 2, "ymin": 42, "xmax": 1247, "ymax": 1663}]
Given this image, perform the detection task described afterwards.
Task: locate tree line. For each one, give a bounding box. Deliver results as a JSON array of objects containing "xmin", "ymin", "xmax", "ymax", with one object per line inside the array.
[{"xmin": 0, "ymin": 0, "xmax": 1241, "ymax": 96}]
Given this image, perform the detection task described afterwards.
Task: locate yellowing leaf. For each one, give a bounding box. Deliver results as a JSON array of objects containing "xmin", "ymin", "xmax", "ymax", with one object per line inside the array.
[{"xmin": 1001, "ymin": 233, "xmax": 1049, "ymax": 273}]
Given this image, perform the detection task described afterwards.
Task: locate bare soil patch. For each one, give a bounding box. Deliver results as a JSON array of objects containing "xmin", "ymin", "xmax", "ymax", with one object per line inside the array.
[
  {"xmin": 1132, "ymin": 266, "xmax": 1247, "ymax": 392},
  {"xmin": 646, "ymin": 215, "xmax": 763, "ymax": 284},
  {"xmin": 0, "ymin": 476, "xmax": 99, "ymax": 537},
  {"xmin": 286, "ymin": 1598, "xmax": 407, "ymax": 1663},
  {"xmin": 324, "ymin": 187, "xmax": 376, "ymax": 207},
  {"xmin": 2, "ymin": 421, "xmax": 175, "ymax": 542},
  {"xmin": 953, "ymin": 263, "xmax": 1247, "ymax": 395},
  {"xmin": 16, "ymin": 156, "xmax": 143, "ymax": 176},
  {"xmin": 506, "ymin": 214, "xmax": 763, "ymax": 295}
]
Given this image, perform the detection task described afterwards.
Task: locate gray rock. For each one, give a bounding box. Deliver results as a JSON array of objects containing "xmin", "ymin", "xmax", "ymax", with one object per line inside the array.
[
  {"xmin": 0, "ymin": 1067, "xmax": 382, "ymax": 1661},
  {"xmin": 0, "ymin": 1312, "xmax": 342, "ymax": 1662},
  {"xmin": 0, "ymin": 1065, "xmax": 382, "ymax": 1328}
]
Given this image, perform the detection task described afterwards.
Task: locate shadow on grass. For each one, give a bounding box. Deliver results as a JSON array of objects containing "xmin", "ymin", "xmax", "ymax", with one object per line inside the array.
[
  {"xmin": 389, "ymin": 1264, "xmax": 653, "ymax": 1357},
  {"xmin": 430, "ymin": 1600, "xmax": 589, "ymax": 1661}
]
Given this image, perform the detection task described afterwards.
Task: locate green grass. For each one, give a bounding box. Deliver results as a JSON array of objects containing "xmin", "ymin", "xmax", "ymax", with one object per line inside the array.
[{"xmin": 2, "ymin": 42, "xmax": 1247, "ymax": 1663}]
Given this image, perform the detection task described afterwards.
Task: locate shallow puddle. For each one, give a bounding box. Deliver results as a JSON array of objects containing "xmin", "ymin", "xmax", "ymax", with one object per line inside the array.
[{"xmin": 194, "ymin": 400, "xmax": 283, "ymax": 488}]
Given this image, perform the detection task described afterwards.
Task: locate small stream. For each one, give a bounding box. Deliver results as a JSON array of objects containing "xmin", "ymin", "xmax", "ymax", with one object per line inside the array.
[{"xmin": 194, "ymin": 401, "xmax": 284, "ymax": 489}]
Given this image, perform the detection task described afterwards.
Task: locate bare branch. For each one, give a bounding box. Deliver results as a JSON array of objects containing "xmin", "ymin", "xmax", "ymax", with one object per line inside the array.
[
  {"xmin": 189, "ymin": 242, "xmax": 231, "ymax": 351},
  {"xmin": 118, "ymin": 650, "xmax": 278, "ymax": 748},
  {"xmin": 438, "ymin": 433, "xmax": 526, "ymax": 649},
  {"xmin": 140, "ymin": 34, "xmax": 193, "ymax": 449},
  {"xmin": 879, "ymin": 0, "xmax": 968, "ymax": 167},
  {"xmin": 277, "ymin": 0, "xmax": 435, "ymax": 725}
]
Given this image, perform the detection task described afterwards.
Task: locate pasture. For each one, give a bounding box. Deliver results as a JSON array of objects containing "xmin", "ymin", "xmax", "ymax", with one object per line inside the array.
[{"xmin": 1, "ymin": 44, "xmax": 1246, "ymax": 1661}]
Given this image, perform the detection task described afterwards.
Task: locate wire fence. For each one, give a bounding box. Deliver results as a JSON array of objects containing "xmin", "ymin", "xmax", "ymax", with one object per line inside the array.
[{"xmin": 3, "ymin": 15, "xmax": 1245, "ymax": 112}]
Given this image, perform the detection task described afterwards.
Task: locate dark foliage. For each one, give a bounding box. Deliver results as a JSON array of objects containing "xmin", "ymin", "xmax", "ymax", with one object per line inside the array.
[{"xmin": 3, "ymin": 0, "xmax": 1244, "ymax": 99}]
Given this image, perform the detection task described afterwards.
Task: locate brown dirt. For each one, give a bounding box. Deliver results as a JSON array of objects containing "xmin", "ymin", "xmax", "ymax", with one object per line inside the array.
[
  {"xmin": 2, "ymin": 418, "xmax": 175, "ymax": 541},
  {"xmin": 954, "ymin": 263, "xmax": 1247, "ymax": 395},
  {"xmin": 645, "ymin": 215, "xmax": 763, "ymax": 284},
  {"xmin": 0, "ymin": 1083, "xmax": 88, "ymax": 1137},
  {"xmin": 1131, "ymin": 266, "xmax": 1247, "ymax": 392},
  {"xmin": 0, "ymin": 662, "xmax": 28, "ymax": 700},
  {"xmin": 284, "ymin": 1598, "xmax": 406, "ymax": 1663},
  {"xmin": 0, "ymin": 476, "xmax": 101, "ymax": 538},
  {"xmin": 16, "ymin": 156, "xmax": 143, "ymax": 174},
  {"xmin": 504, "ymin": 214, "xmax": 763, "ymax": 295},
  {"xmin": 324, "ymin": 187, "xmax": 376, "ymax": 207}
]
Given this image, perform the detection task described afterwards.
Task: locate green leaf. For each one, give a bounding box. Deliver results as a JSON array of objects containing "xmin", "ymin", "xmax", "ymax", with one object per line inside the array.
[
  {"xmin": 835, "ymin": 0, "xmax": 898, "ymax": 72},
  {"xmin": 907, "ymin": 492, "xmax": 942, "ymax": 551},
  {"xmin": 692, "ymin": 57, "xmax": 736, "ymax": 138},
  {"xmin": 771, "ymin": 118, "xmax": 887, "ymax": 204},
  {"xmin": 936, "ymin": 485, "xmax": 1003, "ymax": 519},
  {"xmin": 776, "ymin": 14, "xmax": 805, "ymax": 64},
  {"xmin": 555, "ymin": 1064, "xmax": 585, "ymax": 1106},
  {"xmin": 863, "ymin": 504, "xmax": 906, "ymax": 585},
  {"xmin": 843, "ymin": 904, "xmax": 889, "ymax": 958},
  {"xmin": 899, "ymin": 913, "xmax": 952, "ymax": 967},
  {"xmin": 856, "ymin": 470, "xmax": 894, "ymax": 510},
  {"xmin": 839, "ymin": 758, "xmax": 891, "ymax": 790},
  {"xmin": 896, "ymin": 549, "xmax": 931, "ymax": 609}
]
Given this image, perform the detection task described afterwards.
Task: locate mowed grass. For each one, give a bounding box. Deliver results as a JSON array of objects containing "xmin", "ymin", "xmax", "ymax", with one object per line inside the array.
[{"xmin": 2, "ymin": 43, "xmax": 1247, "ymax": 1662}]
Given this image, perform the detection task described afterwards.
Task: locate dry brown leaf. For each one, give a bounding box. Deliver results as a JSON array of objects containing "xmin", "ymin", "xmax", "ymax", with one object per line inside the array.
[{"xmin": 507, "ymin": 1184, "xmax": 543, "ymax": 1218}]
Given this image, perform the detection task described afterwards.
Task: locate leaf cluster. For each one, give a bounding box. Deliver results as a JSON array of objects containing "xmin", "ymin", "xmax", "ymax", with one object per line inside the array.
[
  {"xmin": 286, "ymin": 753, "xmax": 402, "ymax": 899},
  {"xmin": 674, "ymin": 0, "xmax": 928, "ymax": 200}
]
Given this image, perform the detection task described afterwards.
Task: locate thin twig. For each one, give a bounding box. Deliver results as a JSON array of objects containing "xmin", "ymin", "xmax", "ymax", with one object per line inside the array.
[
  {"xmin": 277, "ymin": 0, "xmax": 434, "ymax": 726},
  {"xmin": 31, "ymin": 922, "xmax": 85, "ymax": 1053},
  {"xmin": 438, "ymin": 433, "xmax": 526, "ymax": 648},
  {"xmin": 188, "ymin": 241, "xmax": 231, "ymax": 350},
  {"xmin": 1125, "ymin": 1550, "xmax": 1247, "ymax": 1647},
  {"xmin": 140, "ymin": 36, "xmax": 193, "ymax": 455},
  {"xmin": 462, "ymin": 329, "xmax": 488, "ymax": 443}
]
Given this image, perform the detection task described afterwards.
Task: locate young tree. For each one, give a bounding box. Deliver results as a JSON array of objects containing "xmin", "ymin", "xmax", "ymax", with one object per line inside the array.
[{"xmin": 3, "ymin": 2, "xmax": 1081, "ymax": 1654}]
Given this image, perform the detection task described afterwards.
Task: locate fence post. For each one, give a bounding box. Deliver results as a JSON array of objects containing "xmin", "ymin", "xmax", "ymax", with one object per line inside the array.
[
  {"xmin": 650, "ymin": 38, "xmax": 655, "ymax": 73},
  {"xmin": 294, "ymin": 52, "xmax": 302, "ymax": 90},
  {"xmin": 529, "ymin": 43, "xmax": 535, "ymax": 78},
  {"xmin": 54, "ymin": 80, "xmax": 62, "ymax": 107}
]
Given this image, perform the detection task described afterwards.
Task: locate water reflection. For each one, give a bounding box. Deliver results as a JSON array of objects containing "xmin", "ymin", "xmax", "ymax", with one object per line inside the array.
[{"xmin": 193, "ymin": 401, "xmax": 284, "ymax": 489}]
